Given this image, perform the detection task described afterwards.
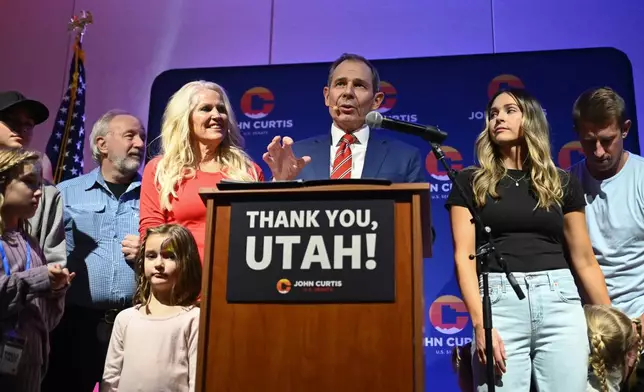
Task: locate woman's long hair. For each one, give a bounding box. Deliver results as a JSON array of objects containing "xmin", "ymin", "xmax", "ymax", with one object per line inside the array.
[
  {"xmin": 0, "ymin": 148, "xmax": 41, "ymax": 235},
  {"xmin": 585, "ymin": 304, "xmax": 642, "ymax": 392},
  {"xmin": 133, "ymin": 224, "xmax": 202, "ymax": 307},
  {"xmin": 154, "ymin": 80, "xmax": 260, "ymax": 211},
  {"xmin": 471, "ymin": 88, "xmax": 564, "ymax": 210}
]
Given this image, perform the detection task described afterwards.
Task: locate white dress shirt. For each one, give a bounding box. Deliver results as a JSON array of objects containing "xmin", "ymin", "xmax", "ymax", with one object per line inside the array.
[{"xmin": 329, "ymin": 124, "xmax": 370, "ymax": 179}]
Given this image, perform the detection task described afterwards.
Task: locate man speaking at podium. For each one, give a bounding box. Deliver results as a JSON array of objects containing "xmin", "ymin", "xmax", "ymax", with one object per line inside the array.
[{"xmin": 263, "ymin": 53, "xmax": 426, "ymax": 183}]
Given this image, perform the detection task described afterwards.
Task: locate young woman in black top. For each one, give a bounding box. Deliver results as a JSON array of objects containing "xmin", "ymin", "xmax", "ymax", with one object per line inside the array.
[{"xmin": 445, "ymin": 88, "xmax": 610, "ymax": 391}]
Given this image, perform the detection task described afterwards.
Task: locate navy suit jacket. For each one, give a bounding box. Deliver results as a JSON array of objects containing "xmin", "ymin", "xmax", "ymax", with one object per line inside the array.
[{"xmin": 290, "ymin": 130, "xmax": 427, "ymax": 183}]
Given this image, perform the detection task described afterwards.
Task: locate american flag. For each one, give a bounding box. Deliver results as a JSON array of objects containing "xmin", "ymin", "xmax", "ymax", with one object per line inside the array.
[{"xmin": 45, "ymin": 36, "xmax": 86, "ymax": 184}]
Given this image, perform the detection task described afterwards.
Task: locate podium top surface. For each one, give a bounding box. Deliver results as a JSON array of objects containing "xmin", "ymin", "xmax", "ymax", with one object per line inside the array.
[{"xmin": 199, "ymin": 182, "xmax": 430, "ymax": 198}]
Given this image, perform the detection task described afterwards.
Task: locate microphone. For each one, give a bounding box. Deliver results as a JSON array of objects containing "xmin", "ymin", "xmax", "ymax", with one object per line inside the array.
[{"xmin": 365, "ymin": 111, "xmax": 448, "ymax": 144}]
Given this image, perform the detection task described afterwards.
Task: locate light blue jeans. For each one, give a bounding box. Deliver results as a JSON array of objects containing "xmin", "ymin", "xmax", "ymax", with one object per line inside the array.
[{"xmin": 471, "ymin": 269, "xmax": 589, "ymax": 392}]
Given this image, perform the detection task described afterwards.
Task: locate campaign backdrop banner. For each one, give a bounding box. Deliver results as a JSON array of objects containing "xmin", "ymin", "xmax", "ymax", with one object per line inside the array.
[
  {"xmin": 226, "ymin": 199, "xmax": 396, "ymax": 303},
  {"xmin": 147, "ymin": 48, "xmax": 640, "ymax": 391}
]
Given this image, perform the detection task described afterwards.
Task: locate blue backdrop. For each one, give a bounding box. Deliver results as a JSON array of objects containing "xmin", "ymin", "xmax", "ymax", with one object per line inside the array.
[{"xmin": 147, "ymin": 47, "xmax": 640, "ymax": 391}]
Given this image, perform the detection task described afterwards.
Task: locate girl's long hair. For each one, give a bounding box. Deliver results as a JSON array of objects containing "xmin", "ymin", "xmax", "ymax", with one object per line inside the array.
[
  {"xmin": 0, "ymin": 148, "xmax": 41, "ymax": 235},
  {"xmin": 153, "ymin": 81, "xmax": 260, "ymax": 211},
  {"xmin": 585, "ymin": 304, "xmax": 643, "ymax": 392},
  {"xmin": 471, "ymin": 88, "xmax": 564, "ymax": 210},
  {"xmin": 133, "ymin": 224, "xmax": 202, "ymax": 307}
]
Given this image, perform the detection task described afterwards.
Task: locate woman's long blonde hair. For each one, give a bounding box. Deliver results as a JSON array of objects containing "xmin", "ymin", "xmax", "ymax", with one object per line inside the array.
[
  {"xmin": 471, "ymin": 88, "xmax": 564, "ymax": 210},
  {"xmin": 154, "ymin": 80, "xmax": 260, "ymax": 211},
  {"xmin": 585, "ymin": 304, "xmax": 642, "ymax": 392},
  {"xmin": 0, "ymin": 149, "xmax": 41, "ymax": 235}
]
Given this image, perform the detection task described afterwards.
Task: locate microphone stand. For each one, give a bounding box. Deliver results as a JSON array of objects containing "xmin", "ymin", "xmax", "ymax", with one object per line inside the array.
[{"xmin": 429, "ymin": 142, "xmax": 525, "ymax": 392}]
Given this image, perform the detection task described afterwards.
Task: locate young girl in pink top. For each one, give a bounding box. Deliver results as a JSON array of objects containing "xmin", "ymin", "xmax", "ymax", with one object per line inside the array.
[{"xmin": 101, "ymin": 224, "xmax": 202, "ymax": 392}]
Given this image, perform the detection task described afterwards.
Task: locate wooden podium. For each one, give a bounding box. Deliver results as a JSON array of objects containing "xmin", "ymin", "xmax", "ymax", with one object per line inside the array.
[{"xmin": 196, "ymin": 183, "xmax": 432, "ymax": 392}]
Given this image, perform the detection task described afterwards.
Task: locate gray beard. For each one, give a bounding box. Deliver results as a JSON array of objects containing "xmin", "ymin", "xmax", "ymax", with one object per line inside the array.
[{"xmin": 112, "ymin": 155, "xmax": 141, "ymax": 177}]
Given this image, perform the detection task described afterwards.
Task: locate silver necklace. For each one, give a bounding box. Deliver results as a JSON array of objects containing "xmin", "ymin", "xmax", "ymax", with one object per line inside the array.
[{"xmin": 505, "ymin": 172, "xmax": 527, "ymax": 186}]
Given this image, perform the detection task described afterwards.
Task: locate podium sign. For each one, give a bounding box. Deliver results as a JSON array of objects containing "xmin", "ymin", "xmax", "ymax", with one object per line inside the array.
[{"xmin": 226, "ymin": 199, "xmax": 396, "ymax": 303}]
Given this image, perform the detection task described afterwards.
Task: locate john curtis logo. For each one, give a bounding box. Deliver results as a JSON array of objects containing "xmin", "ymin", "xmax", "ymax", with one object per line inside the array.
[
  {"xmin": 377, "ymin": 81, "xmax": 397, "ymax": 113},
  {"xmin": 429, "ymin": 295, "xmax": 469, "ymax": 335},
  {"xmin": 276, "ymin": 278, "xmax": 291, "ymax": 295},
  {"xmin": 240, "ymin": 87, "xmax": 275, "ymax": 119},
  {"xmin": 425, "ymin": 146, "xmax": 463, "ymax": 181},
  {"xmin": 487, "ymin": 74, "xmax": 525, "ymax": 99},
  {"xmin": 469, "ymin": 75, "xmax": 526, "ymax": 121},
  {"xmin": 558, "ymin": 141, "xmax": 586, "ymax": 169},
  {"xmin": 375, "ymin": 81, "xmax": 418, "ymax": 122}
]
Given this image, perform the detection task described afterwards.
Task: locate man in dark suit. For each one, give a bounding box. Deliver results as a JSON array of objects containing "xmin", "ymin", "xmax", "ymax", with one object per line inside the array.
[{"xmin": 263, "ymin": 53, "xmax": 426, "ymax": 183}]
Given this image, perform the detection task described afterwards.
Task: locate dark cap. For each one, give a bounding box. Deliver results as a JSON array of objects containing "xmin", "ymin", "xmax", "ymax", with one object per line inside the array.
[{"xmin": 0, "ymin": 91, "xmax": 49, "ymax": 125}]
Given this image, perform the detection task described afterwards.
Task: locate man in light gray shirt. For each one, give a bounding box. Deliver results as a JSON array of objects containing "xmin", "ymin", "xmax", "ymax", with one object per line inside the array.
[
  {"xmin": 0, "ymin": 90, "xmax": 66, "ymax": 266},
  {"xmin": 569, "ymin": 86, "xmax": 644, "ymax": 392}
]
